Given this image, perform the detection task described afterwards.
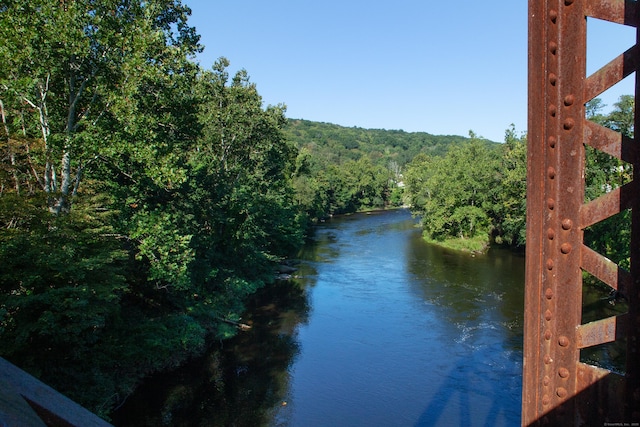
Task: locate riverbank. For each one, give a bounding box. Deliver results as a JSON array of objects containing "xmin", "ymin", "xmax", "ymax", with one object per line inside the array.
[{"xmin": 422, "ymin": 233, "xmax": 490, "ymax": 254}]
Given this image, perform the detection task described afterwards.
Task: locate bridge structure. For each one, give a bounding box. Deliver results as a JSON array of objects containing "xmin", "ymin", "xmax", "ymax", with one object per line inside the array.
[
  {"xmin": 0, "ymin": 357, "xmax": 112, "ymax": 427},
  {"xmin": 524, "ymin": 0, "xmax": 640, "ymax": 425}
]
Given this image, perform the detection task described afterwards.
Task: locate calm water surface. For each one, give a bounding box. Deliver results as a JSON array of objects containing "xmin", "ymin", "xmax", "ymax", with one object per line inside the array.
[{"xmin": 114, "ymin": 208, "xmax": 527, "ymax": 426}]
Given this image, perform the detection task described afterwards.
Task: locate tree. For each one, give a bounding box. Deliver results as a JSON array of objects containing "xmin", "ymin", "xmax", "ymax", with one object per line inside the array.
[
  {"xmin": 493, "ymin": 125, "xmax": 527, "ymax": 246},
  {"xmin": 0, "ymin": 0, "xmax": 201, "ymax": 213},
  {"xmin": 403, "ymin": 133, "xmax": 500, "ymax": 251},
  {"xmin": 0, "ymin": 0, "xmax": 213, "ymax": 415},
  {"xmin": 605, "ymin": 95, "xmax": 634, "ymax": 137},
  {"xmin": 584, "ymin": 96, "xmax": 633, "ymax": 269},
  {"xmin": 172, "ymin": 59, "xmax": 303, "ymax": 331},
  {"xmin": 403, "ymin": 153, "xmax": 435, "ymax": 216}
]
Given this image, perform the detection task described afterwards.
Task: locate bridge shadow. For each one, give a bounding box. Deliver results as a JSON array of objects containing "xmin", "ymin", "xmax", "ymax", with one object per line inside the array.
[
  {"xmin": 412, "ymin": 358, "xmax": 635, "ymax": 426},
  {"xmin": 413, "ymin": 350, "xmax": 521, "ymax": 427}
]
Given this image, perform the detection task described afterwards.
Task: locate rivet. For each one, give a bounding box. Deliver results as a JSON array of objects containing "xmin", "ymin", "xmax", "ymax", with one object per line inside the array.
[
  {"xmin": 556, "ymin": 387, "xmax": 568, "ymax": 398},
  {"xmin": 547, "ymin": 228, "xmax": 555, "ymax": 240},
  {"xmin": 546, "ymin": 259, "xmax": 554, "ymax": 270},
  {"xmin": 549, "ymin": 104, "xmax": 557, "ymax": 117},
  {"xmin": 558, "ymin": 336, "xmax": 570, "ymax": 347},
  {"xmin": 563, "ymin": 119, "xmax": 574, "ymax": 130},
  {"xmin": 560, "ymin": 243, "xmax": 572, "ymax": 254},
  {"xmin": 547, "ymin": 198, "xmax": 555, "ymax": 210},
  {"xmin": 545, "ymin": 288, "xmax": 554, "ymax": 299},
  {"xmin": 561, "ymin": 219, "xmax": 573, "ymax": 230},
  {"xmin": 545, "ymin": 330, "xmax": 552, "ymax": 340},
  {"xmin": 559, "ymin": 367, "xmax": 570, "ymax": 378},
  {"xmin": 544, "ymin": 354, "xmax": 553, "ymax": 364},
  {"xmin": 564, "ymin": 95, "xmax": 575, "ymax": 106},
  {"xmin": 549, "ymin": 42, "xmax": 558, "ymax": 55},
  {"xmin": 549, "ymin": 10, "xmax": 558, "ymax": 23},
  {"xmin": 549, "ymin": 73, "xmax": 557, "ymax": 86},
  {"xmin": 565, "ymin": 0, "xmax": 574, "ymax": 5},
  {"xmin": 543, "ymin": 376, "xmax": 551, "ymax": 386},
  {"xmin": 545, "ymin": 310, "xmax": 553, "ymax": 321},
  {"xmin": 547, "ymin": 167, "xmax": 556, "ymax": 179},
  {"xmin": 548, "ymin": 136, "xmax": 556, "ymax": 148},
  {"xmin": 542, "ymin": 395, "xmax": 551, "ymax": 406}
]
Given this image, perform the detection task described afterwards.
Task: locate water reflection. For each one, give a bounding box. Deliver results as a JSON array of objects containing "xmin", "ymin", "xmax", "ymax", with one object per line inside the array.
[
  {"xmin": 580, "ymin": 277, "xmax": 628, "ymax": 374},
  {"xmin": 114, "ymin": 210, "xmax": 527, "ymax": 426},
  {"xmin": 112, "ymin": 280, "xmax": 311, "ymax": 427}
]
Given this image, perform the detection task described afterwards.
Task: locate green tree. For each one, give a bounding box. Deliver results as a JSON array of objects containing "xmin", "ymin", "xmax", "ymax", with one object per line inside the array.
[
  {"xmin": 605, "ymin": 95, "xmax": 634, "ymax": 137},
  {"xmin": 180, "ymin": 59, "xmax": 303, "ymax": 330},
  {"xmin": 0, "ymin": 0, "xmax": 209, "ymax": 415},
  {"xmin": 493, "ymin": 125, "xmax": 527, "ymax": 246},
  {"xmin": 0, "ymin": 0, "xmax": 200, "ymax": 214},
  {"xmin": 404, "ymin": 134, "xmax": 500, "ymax": 251},
  {"xmin": 403, "ymin": 153, "xmax": 435, "ymax": 216},
  {"xmin": 584, "ymin": 96, "xmax": 633, "ymax": 269}
]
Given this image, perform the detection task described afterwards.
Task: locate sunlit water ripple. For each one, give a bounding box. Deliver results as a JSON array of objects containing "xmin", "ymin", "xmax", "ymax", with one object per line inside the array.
[{"xmin": 272, "ymin": 209, "xmax": 524, "ymax": 427}]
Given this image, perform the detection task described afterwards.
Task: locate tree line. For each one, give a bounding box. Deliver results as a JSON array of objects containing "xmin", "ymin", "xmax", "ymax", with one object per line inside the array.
[
  {"xmin": 403, "ymin": 95, "xmax": 633, "ymax": 262},
  {"xmin": 284, "ymin": 119, "xmax": 488, "ymax": 220},
  {"xmin": 0, "ymin": 0, "xmax": 633, "ymax": 419}
]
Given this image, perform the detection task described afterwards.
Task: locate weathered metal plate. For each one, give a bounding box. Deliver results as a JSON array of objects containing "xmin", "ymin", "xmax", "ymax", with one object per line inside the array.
[{"xmin": 524, "ymin": 0, "xmax": 639, "ymax": 424}]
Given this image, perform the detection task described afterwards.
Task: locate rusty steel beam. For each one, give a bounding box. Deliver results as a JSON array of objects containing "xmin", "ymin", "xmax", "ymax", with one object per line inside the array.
[{"xmin": 524, "ymin": 0, "xmax": 640, "ymax": 425}]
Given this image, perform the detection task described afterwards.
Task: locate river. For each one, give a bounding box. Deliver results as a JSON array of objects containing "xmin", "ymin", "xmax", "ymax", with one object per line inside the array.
[{"xmin": 114, "ymin": 208, "xmax": 532, "ymax": 426}]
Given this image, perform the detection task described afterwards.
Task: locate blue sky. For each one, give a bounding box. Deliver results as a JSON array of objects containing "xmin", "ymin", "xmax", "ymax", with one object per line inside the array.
[{"xmin": 184, "ymin": 1, "xmax": 635, "ymax": 142}]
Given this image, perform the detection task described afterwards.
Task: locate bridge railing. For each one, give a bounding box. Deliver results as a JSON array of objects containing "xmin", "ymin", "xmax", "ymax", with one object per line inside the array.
[{"xmin": 0, "ymin": 357, "xmax": 112, "ymax": 427}]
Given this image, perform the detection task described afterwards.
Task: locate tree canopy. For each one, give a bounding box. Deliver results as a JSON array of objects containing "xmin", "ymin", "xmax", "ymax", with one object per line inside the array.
[{"xmin": 1, "ymin": 0, "xmax": 301, "ymax": 417}]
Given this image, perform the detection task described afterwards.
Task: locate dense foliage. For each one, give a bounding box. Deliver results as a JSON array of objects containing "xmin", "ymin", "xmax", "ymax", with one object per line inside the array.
[
  {"xmin": 403, "ymin": 97, "xmax": 633, "ymax": 255},
  {"xmin": 404, "ymin": 128, "xmax": 527, "ymax": 252},
  {"xmin": 284, "ymin": 119, "xmax": 482, "ymax": 220},
  {"xmin": 284, "ymin": 119, "xmax": 482, "ymax": 165},
  {"xmin": 0, "ymin": 0, "xmax": 301, "ymax": 416},
  {"xmin": 583, "ymin": 96, "xmax": 633, "ymax": 271}
]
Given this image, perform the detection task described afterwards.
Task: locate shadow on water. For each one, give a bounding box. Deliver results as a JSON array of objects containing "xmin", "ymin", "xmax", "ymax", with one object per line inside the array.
[
  {"xmin": 412, "ymin": 350, "xmax": 522, "ymax": 427},
  {"xmin": 111, "ymin": 279, "xmax": 311, "ymax": 427},
  {"xmin": 268, "ymin": 210, "xmax": 526, "ymax": 427}
]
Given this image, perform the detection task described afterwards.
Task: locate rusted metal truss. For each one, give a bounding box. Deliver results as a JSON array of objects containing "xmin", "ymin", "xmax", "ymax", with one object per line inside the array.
[{"xmin": 524, "ymin": 0, "xmax": 640, "ymax": 425}]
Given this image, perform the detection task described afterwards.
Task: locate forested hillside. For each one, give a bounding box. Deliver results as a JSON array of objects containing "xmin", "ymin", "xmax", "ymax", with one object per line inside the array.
[
  {"xmin": 284, "ymin": 119, "xmax": 485, "ymax": 165},
  {"xmin": 283, "ymin": 119, "xmax": 497, "ymax": 220}
]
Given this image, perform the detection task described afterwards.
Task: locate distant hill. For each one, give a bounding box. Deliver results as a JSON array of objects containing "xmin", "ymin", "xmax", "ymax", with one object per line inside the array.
[{"xmin": 283, "ymin": 119, "xmax": 497, "ymax": 167}]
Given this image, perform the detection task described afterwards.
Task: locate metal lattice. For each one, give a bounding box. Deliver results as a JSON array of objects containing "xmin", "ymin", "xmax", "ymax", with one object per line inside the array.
[{"xmin": 523, "ymin": 0, "xmax": 640, "ymax": 425}]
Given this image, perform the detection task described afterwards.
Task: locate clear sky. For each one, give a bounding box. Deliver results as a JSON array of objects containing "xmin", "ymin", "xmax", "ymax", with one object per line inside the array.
[{"xmin": 183, "ymin": 1, "xmax": 635, "ymax": 142}]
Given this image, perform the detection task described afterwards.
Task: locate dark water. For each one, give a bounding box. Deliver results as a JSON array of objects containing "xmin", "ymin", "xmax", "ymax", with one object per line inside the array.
[{"xmin": 115, "ymin": 209, "xmax": 528, "ymax": 426}]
